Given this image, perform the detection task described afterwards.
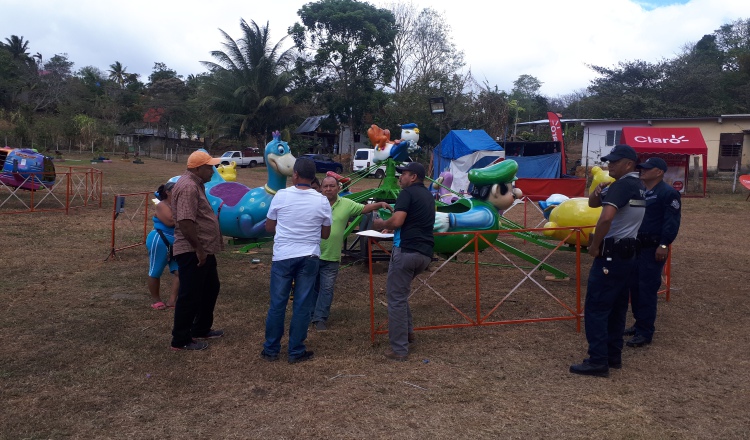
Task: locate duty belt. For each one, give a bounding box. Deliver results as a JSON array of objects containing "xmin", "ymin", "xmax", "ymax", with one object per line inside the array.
[{"xmin": 600, "ymin": 237, "xmax": 638, "ymax": 259}]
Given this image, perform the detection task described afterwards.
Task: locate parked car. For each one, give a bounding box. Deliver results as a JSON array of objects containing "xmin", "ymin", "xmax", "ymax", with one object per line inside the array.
[
  {"xmin": 219, "ymin": 149, "xmax": 264, "ymax": 168},
  {"xmin": 352, "ymin": 148, "xmax": 411, "ymax": 178},
  {"xmin": 300, "ymin": 154, "xmax": 343, "ymax": 174}
]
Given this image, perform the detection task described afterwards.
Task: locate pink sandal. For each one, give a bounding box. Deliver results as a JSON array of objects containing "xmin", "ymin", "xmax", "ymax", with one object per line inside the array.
[{"xmin": 151, "ymin": 301, "xmax": 167, "ymax": 310}]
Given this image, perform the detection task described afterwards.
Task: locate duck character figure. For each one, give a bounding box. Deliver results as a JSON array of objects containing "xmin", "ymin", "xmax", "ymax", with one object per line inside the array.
[
  {"xmin": 216, "ymin": 161, "xmax": 237, "ymax": 182},
  {"xmin": 432, "ymin": 160, "xmax": 522, "ymax": 254},
  {"xmin": 541, "ymin": 197, "xmax": 601, "ymax": 246},
  {"xmin": 202, "ymin": 131, "xmax": 296, "ymax": 239},
  {"xmin": 367, "ymin": 123, "xmax": 420, "ymax": 164},
  {"xmin": 538, "ymin": 166, "xmax": 613, "ymax": 246}
]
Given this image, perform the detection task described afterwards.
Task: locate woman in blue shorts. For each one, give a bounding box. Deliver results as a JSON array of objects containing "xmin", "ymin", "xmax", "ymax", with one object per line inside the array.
[{"xmin": 146, "ymin": 182, "xmax": 179, "ymax": 310}]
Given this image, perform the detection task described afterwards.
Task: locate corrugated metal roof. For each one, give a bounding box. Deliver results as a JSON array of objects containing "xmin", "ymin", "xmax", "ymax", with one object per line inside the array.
[{"xmin": 294, "ymin": 115, "xmax": 329, "ymax": 134}]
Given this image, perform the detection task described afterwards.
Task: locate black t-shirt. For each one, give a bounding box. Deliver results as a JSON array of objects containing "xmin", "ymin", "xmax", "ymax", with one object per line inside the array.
[{"xmin": 393, "ymin": 183, "xmax": 435, "ymax": 257}]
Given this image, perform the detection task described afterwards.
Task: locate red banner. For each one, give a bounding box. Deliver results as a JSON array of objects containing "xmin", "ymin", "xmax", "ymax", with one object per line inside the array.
[{"xmin": 547, "ymin": 112, "xmax": 567, "ymax": 175}]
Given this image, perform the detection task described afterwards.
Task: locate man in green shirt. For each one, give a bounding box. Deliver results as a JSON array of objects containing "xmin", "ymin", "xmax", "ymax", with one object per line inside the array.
[{"xmin": 312, "ymin": 176, "xmax": 392, "ymax": 330}]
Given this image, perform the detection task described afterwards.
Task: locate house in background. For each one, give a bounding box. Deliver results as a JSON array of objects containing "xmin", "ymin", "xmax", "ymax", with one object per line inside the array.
[
  {"xmin": 581, "ymin": 115, "xmax": 750, "ymax": 172},
  {"xmin": 293, "ymin": 115, "xmax": 367, "ymax": 155}
]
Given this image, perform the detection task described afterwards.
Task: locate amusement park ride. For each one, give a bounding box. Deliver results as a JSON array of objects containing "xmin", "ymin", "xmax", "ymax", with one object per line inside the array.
[
  {"xmin": 0, "ymin": 147, "xmax": 56, "ymax": 191},
  {"xmin": 181, "ymin": 123, "xmax": 607, "ymax": 280}
]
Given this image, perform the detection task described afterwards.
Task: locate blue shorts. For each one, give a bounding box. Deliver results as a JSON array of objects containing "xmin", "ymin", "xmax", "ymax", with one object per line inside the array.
[{"xmin": 146, "ymin": 229, "xmax": 178, "ymax": 278}]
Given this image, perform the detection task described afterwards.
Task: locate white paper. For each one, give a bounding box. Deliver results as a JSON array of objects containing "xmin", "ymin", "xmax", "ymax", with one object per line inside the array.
[{"xmin": 356, "ymin": 230, "xmax": 394, "ymax": 238}]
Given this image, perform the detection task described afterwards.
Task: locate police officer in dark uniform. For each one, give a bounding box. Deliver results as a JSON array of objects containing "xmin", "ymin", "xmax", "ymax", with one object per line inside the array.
[
  {"xmin": 570, "ymin": 144, "xmax": 646, "ymax": 377},
  {"xmin": 624, "ymin": 157, "xmax": 681, "ymax": 347}
]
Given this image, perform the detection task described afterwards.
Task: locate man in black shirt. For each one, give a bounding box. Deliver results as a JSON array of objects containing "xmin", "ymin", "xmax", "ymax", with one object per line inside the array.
[
  {"xmin": 571, "ymin": 145, "xmax": 646, "ymax": 377},
  {"xmin": 625, "ymin": 157, "xmax": 681, "ymax": 347},
  {"xmin": 373, "ymin": 162, "xmax": 435, "ymax": 361}
]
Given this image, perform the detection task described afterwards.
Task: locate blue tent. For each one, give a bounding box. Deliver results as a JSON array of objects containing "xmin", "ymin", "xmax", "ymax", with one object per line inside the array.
[
  {"xmin": 432, "ymin": 130, "xmax": 504, "ymax": 180},
  {"xmin": 512, "ymin": 153, "xmax": 562, "ymax": 179}
]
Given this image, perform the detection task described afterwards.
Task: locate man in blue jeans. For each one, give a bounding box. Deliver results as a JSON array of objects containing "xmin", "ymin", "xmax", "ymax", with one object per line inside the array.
[
  {"xmin": 261, "ymin": 158, "xmax": 332, "ymax": 364},
  {"xmin": 373, "ymin": 162, "xmax": 434, "ymax": 362}
]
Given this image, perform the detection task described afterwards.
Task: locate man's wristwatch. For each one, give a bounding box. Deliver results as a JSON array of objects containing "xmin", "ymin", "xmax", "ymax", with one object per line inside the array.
[{"xmin": 659, "ymin": 244, "xmax": 668, "ymax": 249}]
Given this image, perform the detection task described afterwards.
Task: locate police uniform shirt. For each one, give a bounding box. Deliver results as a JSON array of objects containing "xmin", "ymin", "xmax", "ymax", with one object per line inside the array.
[
  {"xmin": 638, "ymin": 180, "xmax": 681, "ymax": 246},
  {"xmin": 601, "ymin": 172, "xmax": 646, "ymax": 240}
]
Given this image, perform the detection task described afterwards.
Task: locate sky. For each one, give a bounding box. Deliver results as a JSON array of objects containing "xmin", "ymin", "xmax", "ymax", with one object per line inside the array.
[{"xmin": 4, "ymin": 0, "xmax": 750, "ymax": 96}]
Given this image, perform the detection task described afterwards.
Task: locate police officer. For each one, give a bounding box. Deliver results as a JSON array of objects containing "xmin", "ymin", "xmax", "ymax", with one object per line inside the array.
[
  {"xmin": 570, "ymin": 144, "xmax": 646, "ymax": 377},
  {"xmin": 624, "ymin": 157, "xmax": 681, "ymax": 347}
]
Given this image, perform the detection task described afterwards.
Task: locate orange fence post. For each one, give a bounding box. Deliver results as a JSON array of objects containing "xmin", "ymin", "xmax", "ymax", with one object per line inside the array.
[{"xmin": 107, "ymin": 191, "xmax": 151, "ymax": 260}]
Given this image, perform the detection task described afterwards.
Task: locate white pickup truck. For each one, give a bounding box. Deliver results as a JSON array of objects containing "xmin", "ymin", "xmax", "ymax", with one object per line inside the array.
[{"xmin": 219, "ymin": 149, "xmax": 264, "ymax": 168}]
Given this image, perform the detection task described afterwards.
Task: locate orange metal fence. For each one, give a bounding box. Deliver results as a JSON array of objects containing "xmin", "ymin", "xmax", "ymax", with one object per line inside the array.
[
  {"xmin": 107, "ymin": 191, "xmax": 152, "ymax": 260},
  {"xmin": 365, "ymin": 225, "xmax": 674, "ymax": 344},
  {"xmin": 0, "ymin": 167, "xmax": 103, "ymax": 214}
]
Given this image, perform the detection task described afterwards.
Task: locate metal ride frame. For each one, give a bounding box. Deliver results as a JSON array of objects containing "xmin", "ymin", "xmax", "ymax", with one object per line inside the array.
[
  {"xmin": 365, "ymin": 225, "xmax": 674, "ymax": 343},
  {"xmin": 107, "ymin": 191, "xmax": 151, "ymax": 260},
  {"xmin": 0, "ymin": 167, "xmax": 103, "ymax": 215},
  {"xmin": 503, "ymin": 195, "xmax": 674, "ymax": 300}
]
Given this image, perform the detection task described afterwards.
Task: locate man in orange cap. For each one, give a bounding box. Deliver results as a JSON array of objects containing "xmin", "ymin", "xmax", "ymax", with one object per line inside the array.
[{"xmin": 170, "ymin": 150, "xmax": 224, "ymax": 351}]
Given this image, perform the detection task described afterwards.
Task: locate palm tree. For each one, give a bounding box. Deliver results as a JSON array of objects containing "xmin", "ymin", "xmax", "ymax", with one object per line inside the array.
[
  {"xmin": 201, "ymin": 19, "xmax": 296, "ymax": 143},
  {"xmin": 4, "ymin": 35, "xmax": 31, "ymax": 61},
  {"xmin": 108, "ymin": 61, "xmax": 128, "ymax": 88}
]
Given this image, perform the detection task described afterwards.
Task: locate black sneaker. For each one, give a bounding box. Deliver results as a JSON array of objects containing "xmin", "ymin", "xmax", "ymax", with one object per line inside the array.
[
  {"xmin": 260, "ymin": 350, "xmax": 279, "ymax": 362},
  {"xmin": 623, "ymin": 326, "xmax": 636, "ymax": 336},
  {"xmin": 569, "ymin": 360, "xmax": 609, "ymax": 377},
  {"xmin": 313, "ymin": 321, "xmax": 327, "ymax": 331},
  {"xmin": 288, "ymin": 350, "xmax": 314, "ymax": 364},
  {"xmin": 195, "ymin": 329, "xmax": 224, "ymax": 339},
  {"xmin": 170, "ymin": 340, "xmax": 208, "ymax": 351},
  {"xmin": 626, "ymin": 335, "xmax": 652, "ymax": 347}
]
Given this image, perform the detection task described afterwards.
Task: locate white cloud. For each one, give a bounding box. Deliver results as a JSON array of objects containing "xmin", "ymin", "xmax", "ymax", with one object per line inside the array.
[{"xmin": 4, "ymin": 0, "xmax": 750, "ymax": 95}]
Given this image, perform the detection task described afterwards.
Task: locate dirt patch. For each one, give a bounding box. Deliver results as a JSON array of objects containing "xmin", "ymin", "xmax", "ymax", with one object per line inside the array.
[{"xmin": 1, "ymin": 153, "xmax": 749, "ymax": 439}]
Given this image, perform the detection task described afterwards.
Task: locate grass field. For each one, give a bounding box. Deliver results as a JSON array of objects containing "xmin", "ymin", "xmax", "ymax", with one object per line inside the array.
[{"xmin": 1, "ymin": 153, "xmax": 749, "ymax": 439}]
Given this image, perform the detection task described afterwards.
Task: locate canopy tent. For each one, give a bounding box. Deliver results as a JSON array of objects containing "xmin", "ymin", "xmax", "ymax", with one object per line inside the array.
[
  {"xmin": 432, "ymin": 130, "xmax": 504, "ymax": 193},
  {"xmin": 620, "ymin": 127, "xmax": 707, "ymax": 197}
]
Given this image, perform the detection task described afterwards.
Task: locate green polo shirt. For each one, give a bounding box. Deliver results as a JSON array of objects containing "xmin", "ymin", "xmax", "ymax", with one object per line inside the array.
[{"xmin": 320, "ymin": 196, "xmax": 365, "ymax": 262}]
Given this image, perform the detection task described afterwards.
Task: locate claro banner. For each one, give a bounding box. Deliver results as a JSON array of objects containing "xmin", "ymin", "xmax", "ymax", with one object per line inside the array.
[
  {"xmin": 620, "ymin": 127, "xmax": 709, "ymax": 195},
  {"xmin": 547, "ymin": 112, "xmax": 566, "ymax": 175}
]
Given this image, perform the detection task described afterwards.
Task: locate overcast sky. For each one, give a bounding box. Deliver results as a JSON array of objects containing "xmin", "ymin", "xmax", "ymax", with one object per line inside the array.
[{"xmin": 4, "ymin": 0, "xmax": 750, "ymax": 96}]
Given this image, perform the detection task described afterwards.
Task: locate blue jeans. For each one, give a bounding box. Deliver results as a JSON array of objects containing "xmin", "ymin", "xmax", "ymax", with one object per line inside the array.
[
  {"xmin": 584, "ymin": 255, "xmax": 636, "ymax": 365},
  {"xmin": 312, "ymin": 259, "xmax": 340, "ymax": 323},
  {"xmin": 263, "ymin": 255, "xmax": 320, "ymax": 358},
  {"xmin": 629, "ymin": 247, "xmax": 666, "ymax": 342}
]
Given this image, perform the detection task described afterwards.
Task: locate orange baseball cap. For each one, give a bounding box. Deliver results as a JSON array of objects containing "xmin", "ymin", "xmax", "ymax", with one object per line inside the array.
[{"xmin": 187, "ymin": 151, "xmax": 221, "ymax": 168}]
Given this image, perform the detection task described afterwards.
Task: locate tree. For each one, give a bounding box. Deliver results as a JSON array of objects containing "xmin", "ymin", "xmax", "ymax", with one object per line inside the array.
[
  {"xmin": 582, "ymin": 60, "xmax": 669, "ymax": 118},
  {"xmin": 29, "ymin": 54, "xmax": 74, "ymax": 112},
  {"xmin": 290, "ymin": 0, "xmax": 398, "ymax": 150},
  {"xmin": 385, "ymin": 2, "xmax": 465, "ymax": 93},
  {"xmin": 148, "ymin": 62, "xmax": 180, "ymax": 84},
  {"xmin": 108, "ymin": 61, "xmax": 128, "ymax": 88},
  {"xmin": 510, "ymin": 74, "xmax": 548, "ymax": 125},
  {"xmin": 3, "ymin": 35, "xmax": 31, "ymax": 62},
  {"xmin": 201, "ymin": 19, "xmax": 296, "ymax": 145},
  {"xmin": 714, "ymin": 18, "xmax": 750, "ymax": 72}
]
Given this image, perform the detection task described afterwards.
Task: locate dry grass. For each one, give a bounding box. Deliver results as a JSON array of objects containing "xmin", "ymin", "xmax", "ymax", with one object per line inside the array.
[{"xmin": 1, "ymin": 153, "xmax": 749, "ymax": 439}]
